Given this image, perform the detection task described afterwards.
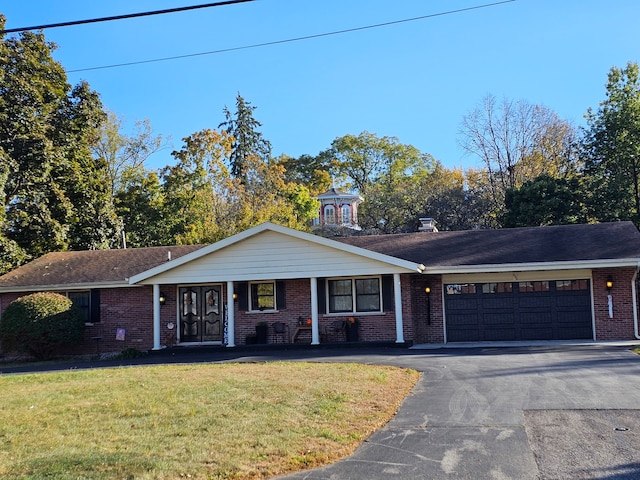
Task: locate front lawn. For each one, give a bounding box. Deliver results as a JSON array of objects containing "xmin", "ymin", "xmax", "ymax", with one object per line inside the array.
[{"xmin": 0, "ymin": 362, "xmax": 419, "ymax": 479}]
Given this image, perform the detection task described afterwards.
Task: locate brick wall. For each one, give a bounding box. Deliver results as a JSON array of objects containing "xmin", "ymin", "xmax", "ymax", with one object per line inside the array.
[
  {"xmin": 592, "ymin": 267, "xmax": 639, "ymax": 340},
  {"xmin": 0, "ymin": 286, "xmax": 157, "ymax": 356},
  {"xmin": 232, "ymin": 278, "xmax": 400, "ymax": 345},
  {"xmin": 408, "ymin": 274, "xmax": 444, "ymax": 344}
]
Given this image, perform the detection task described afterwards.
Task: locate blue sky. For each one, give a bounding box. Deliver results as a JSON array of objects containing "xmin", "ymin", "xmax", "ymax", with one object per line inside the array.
[{"xmin": 3, "ymin": 0, "xmax": 640, "ymax": 171}]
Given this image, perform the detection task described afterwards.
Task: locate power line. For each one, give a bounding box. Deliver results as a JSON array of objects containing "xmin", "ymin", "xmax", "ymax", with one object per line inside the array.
[
  {"xmin": 67, "ymin": 0, "xmax": 515, "ymax": 73},
  {"xmin": 0, "ymin": 0, "xmax": 255, "ymax": 35}
]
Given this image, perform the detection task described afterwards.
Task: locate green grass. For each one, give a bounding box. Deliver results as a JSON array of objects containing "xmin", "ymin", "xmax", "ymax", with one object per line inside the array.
[{"xmin": 0, "ymin": 362, "xmax": 419, "ymax": 479}]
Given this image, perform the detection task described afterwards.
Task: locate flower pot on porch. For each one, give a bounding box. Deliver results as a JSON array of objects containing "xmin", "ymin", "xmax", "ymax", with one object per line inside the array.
[
  {"xmin": 346, "ymin": 322, "xmax": 359, "ymax": 342},
  {"xmin": 255, "ymin": 323, "xmax": 268, "ymax": 344}
]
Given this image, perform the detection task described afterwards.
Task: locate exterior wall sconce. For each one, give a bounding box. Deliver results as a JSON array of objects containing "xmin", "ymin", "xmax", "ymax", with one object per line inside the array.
[
  {"xmin": 606, "ymin": 276, "xmax": 614, "ymax": 291},
  {"xmin": 425, "ymin": 286, "xmax": 431, "ymax": 325},
  {"xmin": 159, "ymin": 293, "xmax": 167, "ymax": 305},
  {"xmin": 232, "ymin": 293, "xmax": 238, "ymax": 301}
]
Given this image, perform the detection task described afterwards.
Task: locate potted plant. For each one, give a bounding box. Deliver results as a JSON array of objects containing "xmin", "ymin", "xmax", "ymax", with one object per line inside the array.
[
  {"xmin": 346, "ymin": 317, "xmax": 359, "ymax": 342},
  {"xmin": 245, "ymin": 333, "xmax": 257, "ymax": 345},
  {"xmin": 255, "ymin": 321, "xmax": 268, "ymax": 344}
]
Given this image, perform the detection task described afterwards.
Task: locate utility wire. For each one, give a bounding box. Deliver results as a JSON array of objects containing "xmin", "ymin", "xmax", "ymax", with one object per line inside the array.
[
  {"xmin": 67, "ymin": 0, "xmax": 515, "ymax": 73},
  {"xmin": 0, "ymin": 0, "xmax": 255, "ymax": 35}
]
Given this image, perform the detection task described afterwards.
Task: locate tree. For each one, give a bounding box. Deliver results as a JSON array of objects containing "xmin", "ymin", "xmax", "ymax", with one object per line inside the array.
[
  {"xmin": 582, "ymin": 62, "xmax": 640, "ymax": 224},
  {"xmin": 502, "ymin": 174, "xmax": 585, "ymax": 227},
  {"xmin": 92, "ymin": 111, "xmax": 167, "ymax": 198},
  {"xmin": 276, "ymin": 152, "xmax": 333, "ymax": 195},
  {"xmin": 459, "ymin": 95, "xmax": 579, "ymax": 219},
  {"xmin": 218, "ymin": 93, "xmax": 271, "ymax": 185},
  {"xmin": 0, "ymin": 18, "xmax": 116, "ymax": 269},
  {"xmin": 115, "ymin": 170, "xmax": 170, "ymax": 247}
]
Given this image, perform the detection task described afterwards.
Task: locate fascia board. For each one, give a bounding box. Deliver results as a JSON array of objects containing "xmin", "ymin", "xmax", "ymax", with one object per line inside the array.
[
  {"xmin": 130, "ymin": 223, "xmax": 422, "ymax": 284},
  {"xmin": 422, "ymin": 258, "xmax": 640, "ymax": 275}
]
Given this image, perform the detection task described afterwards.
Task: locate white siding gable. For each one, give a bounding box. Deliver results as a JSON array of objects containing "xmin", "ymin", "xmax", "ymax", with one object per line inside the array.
[{"xmin": 134, "ymin": 230, "xmax": 415, "ymax": 284}]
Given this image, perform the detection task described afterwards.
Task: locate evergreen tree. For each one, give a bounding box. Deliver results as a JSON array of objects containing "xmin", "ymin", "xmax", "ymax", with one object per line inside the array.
[{"xmin": 218, "ymin": 93, "xmax": 271, "ymax": 185}]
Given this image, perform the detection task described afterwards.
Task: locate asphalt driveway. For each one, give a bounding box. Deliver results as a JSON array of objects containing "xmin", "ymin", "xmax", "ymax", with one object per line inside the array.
[
  {"xmin": 3, "ymin": 344, "xmax": 640, "ymax": 478},
  {"xmin": 268, "ymin": 345, "xmax": 640, "ymax": 480}
]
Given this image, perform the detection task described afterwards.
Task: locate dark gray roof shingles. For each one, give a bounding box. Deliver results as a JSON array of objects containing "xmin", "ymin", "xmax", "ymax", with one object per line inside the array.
[{"xmin": 338, "ymin": 222, "xmax": 640, "ymax": 266}]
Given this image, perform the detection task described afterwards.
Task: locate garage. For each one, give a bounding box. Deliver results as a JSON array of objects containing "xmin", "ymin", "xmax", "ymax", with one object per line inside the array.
[{"xmin": 445, "ymin": 279, "xmax": 593, "ymax": 342}]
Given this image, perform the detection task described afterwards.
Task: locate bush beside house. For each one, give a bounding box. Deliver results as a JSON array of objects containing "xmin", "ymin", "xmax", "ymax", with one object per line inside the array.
[{"xmin": 0, "ymin": 292, "xmax": 84, "ymax": 360}]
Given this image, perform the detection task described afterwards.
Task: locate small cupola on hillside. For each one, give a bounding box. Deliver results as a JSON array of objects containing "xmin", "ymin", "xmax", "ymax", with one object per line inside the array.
[{"xmin": 313, "ymin": 187, "xmax": 364, "ymax": 231}]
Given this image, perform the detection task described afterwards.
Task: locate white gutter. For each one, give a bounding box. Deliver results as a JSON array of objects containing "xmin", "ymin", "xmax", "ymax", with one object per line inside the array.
[
  {"xmin": 423, "ymin": 258, "xmax": 640, "ymax": 275},
  {"xmin": 633, "ymin": 264, "xmax": 640, "ymax": 340},
  {"xmin": 0, "ymin": 281, "xmax": 136, "ymax": 294}
]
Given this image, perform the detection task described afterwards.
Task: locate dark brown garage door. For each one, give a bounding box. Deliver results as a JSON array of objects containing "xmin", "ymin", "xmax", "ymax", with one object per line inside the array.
[{"xmin": 445, "ymin": 280, "xmax": 593, "ymax": 342}]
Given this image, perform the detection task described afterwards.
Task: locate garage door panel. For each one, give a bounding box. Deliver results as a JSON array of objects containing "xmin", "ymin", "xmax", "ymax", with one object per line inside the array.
[
  {"xmin": 557, "ymin": 326, "xmax": 592, "ymax": 340},
  {"xmin": 482, "ymin": 312, "xmax": 516, "ymax": 325},
  {"xmin": 482, "ymin": 297, "xmax": 516, "ymax": 309},
  {"xmin": 447, "ymin": 298, "xmax": 478, "ymax": 310},
  {"xmin": 519, "ymin": 297, "xmax": 553, "ymax": 308},
  {"xmin": 445, "ymin": 280, "xmax": 593, "ymax": 342},
  {"xmin": 556, "ymin": 295, "xmax": 591, "ymax": 307},
  {"xmin": 520, "ymin": 312, "xmax": 553, "ymax": 325},
  {"xmin": 447, "ymin": 329, "xmax": 481, "ymax": 342},
  {"xmin": 483, "ymin": 328, "xmax": 517, "ymax": 341},
  {"xmin": 447, "ymin": 314, "xmax": 479, "ymax": 326}
]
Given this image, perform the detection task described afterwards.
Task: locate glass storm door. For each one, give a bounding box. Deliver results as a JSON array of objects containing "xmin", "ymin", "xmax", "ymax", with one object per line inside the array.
[{"xmin": 179, "ymin": 286, "xmax": 222, "ymax": 342}]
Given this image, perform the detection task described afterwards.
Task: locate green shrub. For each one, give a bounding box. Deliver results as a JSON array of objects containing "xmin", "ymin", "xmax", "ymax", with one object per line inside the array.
[
  {"xmin": 0, "ymin": 292, "xmax": 84, "ymax": 360},
  {"xmin": 116, "ymin": 348, "xmax": 148, "ymax": 359}
]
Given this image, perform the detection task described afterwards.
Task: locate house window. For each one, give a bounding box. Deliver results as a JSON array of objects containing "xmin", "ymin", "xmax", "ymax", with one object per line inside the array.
[
  {"xmin": 482, "ymin": 282, "xmax": 513, "ymax": 294},
  {"xmin": 556, "ymin": 279, "xmax": 588, "ymax": 291},
  {"xmin": 341, "ymin": 205, "xmax": 351, "ymax": 224},
  {"xmin": 68, "ymin": 291, "xmax": 91, "ymax": 323},
  {"xmin": 250, "ymin": 281, "xmax": 276, "ymax": 311},
  {"xmin": 518, "ymin": 281, "xmax": 550, "ymax": 293},
  {"xmin": 327, "ymin": 277, "xmax": 381, "ymax": 314},
  {"xmin": 446, "ymin": 284, "xmax": 476, "ymax": 295},
  {"xmin": 324, "ymin": 205, "xmax": 336, "ymax": 224}
]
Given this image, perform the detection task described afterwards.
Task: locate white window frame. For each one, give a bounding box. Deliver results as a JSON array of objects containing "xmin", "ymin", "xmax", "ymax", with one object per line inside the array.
[
  {"xmin": 324, "ymin": 205, "xmax": 336, "ymax": 224},
  {"xmin": 249, "ymin": 281, "xmax": 277, "ymax": 312},
  {"xmin": 326, "ymin": 276, "xmax": 382, "ymax": 314},
  {"xmin": 341, "ymin": 205, "xmax": 351, "ymax": 224}
]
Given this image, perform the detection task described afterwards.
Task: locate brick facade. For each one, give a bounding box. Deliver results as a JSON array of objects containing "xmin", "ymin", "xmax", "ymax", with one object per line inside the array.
[
  {"xmin": 592, "ymin": 267, "xmax": 638, "ymax": 340},
  {"xmin": 2, "ymin": 267, "xmax": 639, "ymax": 356}
]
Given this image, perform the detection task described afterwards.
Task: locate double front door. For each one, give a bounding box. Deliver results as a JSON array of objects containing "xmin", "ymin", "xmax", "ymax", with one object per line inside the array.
[{"xmin": 179, "ymin": 285, "xmax": 222, "ymax": 343}]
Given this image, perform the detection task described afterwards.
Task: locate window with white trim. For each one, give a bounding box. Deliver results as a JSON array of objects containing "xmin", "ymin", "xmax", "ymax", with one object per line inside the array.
[
  {"xmin": 250, "ymin": 281, "xmax": 276, "ymax": 311},
  {"xmin": 327, "ymin": 277, "xmax": 381, "ymax": 313},
  {"xmin": 324, "ymin": 205, "xmax": 336, "ymax": 224},
  {"xmin": 341, "ymin": 205, "xmax": 351, "ymax": 224}
]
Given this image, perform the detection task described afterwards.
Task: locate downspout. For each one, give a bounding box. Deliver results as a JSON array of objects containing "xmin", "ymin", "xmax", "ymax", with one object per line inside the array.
[{"xmin": 633, "ymin": 264, "xmax": 640, "ymax": 340}]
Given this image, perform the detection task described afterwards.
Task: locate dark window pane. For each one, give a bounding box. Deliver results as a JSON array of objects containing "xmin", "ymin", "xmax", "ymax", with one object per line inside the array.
[
  {"xmin": 68, "ymin": 291, "xmax": 90, "ymax": 323},
  {"xmin": 328, "ymin": 279, "xmax": 352, "ymax": 313},
  {"xmin": 251, "ymin": 282, "xmax": 276, "ymax": 310}
]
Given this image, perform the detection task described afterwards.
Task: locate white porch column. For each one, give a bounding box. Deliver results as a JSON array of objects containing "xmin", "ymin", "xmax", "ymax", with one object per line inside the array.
[
  {"xmin": 226, "ymin": 281, "xmax": 236, "ymax": 347},
  {"xmin": 394, "ymin": 273, "xmax": 405, "ymax": 343},
  {"xmin": 310, "ymin": 277, "xmax": 320, "ymax": 345},
  {"xmin": 152, "ymin": 284, "xmax": 161, "ymax": 350}
]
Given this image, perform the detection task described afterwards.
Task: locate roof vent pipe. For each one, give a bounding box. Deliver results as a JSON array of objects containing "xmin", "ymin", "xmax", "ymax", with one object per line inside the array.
[{"xmin": 167, "ymin": 251, "xmax": 172, "ymax": 262}]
